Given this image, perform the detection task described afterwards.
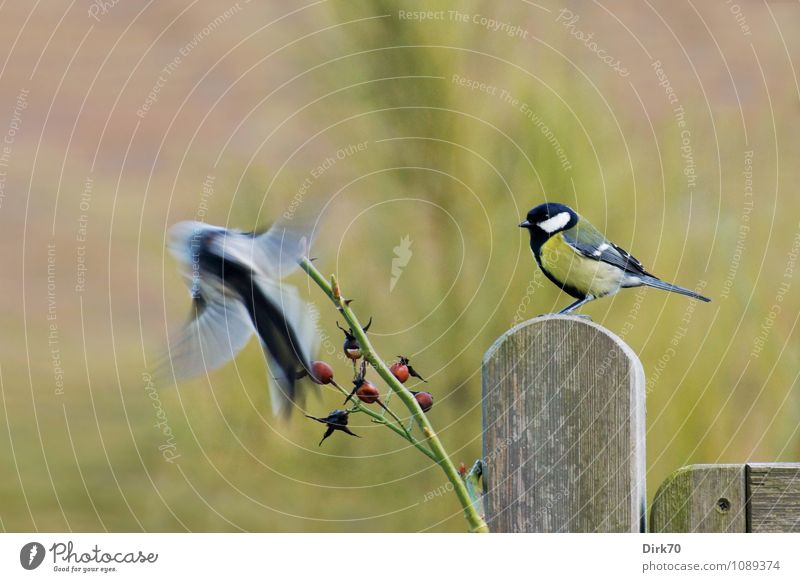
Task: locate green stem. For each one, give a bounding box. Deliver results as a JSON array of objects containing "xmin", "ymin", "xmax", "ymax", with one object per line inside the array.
[
  {"xmin": 379, "ymin": 402, "xmax": 409, "ymax": 438},
  {"xmin": 300, "ymin": 257, "xmax": 489, "ymax": 533}
]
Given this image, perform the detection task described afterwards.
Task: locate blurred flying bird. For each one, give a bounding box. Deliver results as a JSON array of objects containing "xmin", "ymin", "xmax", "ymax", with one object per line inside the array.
[
  {"xmin": 519, "ymin": 202, "xmax": 711, "ymax": 314},
  {"xmin": 160, "ymin": 220, "xmax": 318, "ymax": 416}
]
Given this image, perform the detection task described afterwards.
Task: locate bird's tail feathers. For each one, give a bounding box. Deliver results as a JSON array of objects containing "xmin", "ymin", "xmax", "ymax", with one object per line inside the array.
[
  {"xmin": 257, "ymin": 276, "xmax": 320, "ymax": 362},
  {"xmin": 265, "ymin": 352, "xmax": 298, "ymax": 418},
  {"xmin": 640, "ymin": 276, "xmax": 711, "ymax": 302},
  {"xmin": 257, "ymin": 276, "xmax": 320, "ymax": 416}
]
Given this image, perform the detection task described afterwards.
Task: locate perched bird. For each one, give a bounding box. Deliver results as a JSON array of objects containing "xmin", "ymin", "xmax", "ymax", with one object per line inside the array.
[
  {"xmin": 305, "ymin": 410, "xmax": 360, "ymax": 446},
  {"xmin": 160, "ymin": 220, "xmax": 318, "ymax": 416},
  {"xmin": 519, "ymin": 202, "xmax": 710, "ymax": 313}
]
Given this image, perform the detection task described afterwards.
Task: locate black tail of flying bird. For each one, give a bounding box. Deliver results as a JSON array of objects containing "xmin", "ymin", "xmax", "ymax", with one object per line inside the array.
[{"xmin": 519, "ymin": 202, "xmax": 711, "ymax": 313}]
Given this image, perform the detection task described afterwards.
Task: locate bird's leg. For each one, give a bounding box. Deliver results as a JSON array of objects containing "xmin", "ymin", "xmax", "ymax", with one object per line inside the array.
[{"xmin": 558, "ymin": 295, "xmax": 595, "ymax": 315}]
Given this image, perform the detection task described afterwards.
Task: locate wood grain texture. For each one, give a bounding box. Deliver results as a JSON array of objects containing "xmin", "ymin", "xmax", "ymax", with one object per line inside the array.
[
  {"xmin": 481, "ymin": 315, "xmax": 646, "ymax": 532},
  {"xmin": 650, "ymin": 465, "xmax": 746, "ymax": 532},
  {"xmin": 748, "ymin": 463, "xmax": 800, "ymax": 532},
  {"xmin": 650, "ymin": 464, "xmax": 800, "ymax": 532}
]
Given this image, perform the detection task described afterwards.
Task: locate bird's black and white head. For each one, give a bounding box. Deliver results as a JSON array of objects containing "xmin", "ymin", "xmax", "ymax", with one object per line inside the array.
[{"xmin": 519, "ymin": 202, "xmax": 578, "ymax": 245}]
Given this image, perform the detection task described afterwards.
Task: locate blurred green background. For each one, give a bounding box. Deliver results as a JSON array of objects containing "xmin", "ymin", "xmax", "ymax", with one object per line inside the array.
[{"xmin": 1, "ymin": 0, "xmax": 799, "ymax": 531}]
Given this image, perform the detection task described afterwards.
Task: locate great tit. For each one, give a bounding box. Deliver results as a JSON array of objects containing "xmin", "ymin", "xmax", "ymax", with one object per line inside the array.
[
  {"xmin": 519, "ymin": 202, "xmax": 710, "ymax": 314},
  {"xmin": 160, "ymin": 220, "xmax": 318, "ymax": 416}
]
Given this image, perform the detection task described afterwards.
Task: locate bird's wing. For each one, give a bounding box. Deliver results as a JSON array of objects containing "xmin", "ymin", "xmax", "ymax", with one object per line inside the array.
[
  {"xmin": 253, "ymin": 275, "xmax": 320, "ymax": 416},
  {"xmin": 254, "ymin": 223, "xmax": 314, "ymax": 279},
  {"xmin": 562, "ymin": 222, "xmax": 650, "ymax": 276},
  {"xmin": 159, "ymin": 292, "xmax": 255, "ymax": 383},
  {"xmin": 166, "ymin": 221, "xmax": 211, "ymax": 289},
  {"xmin": 219, "ymin": 222, "xmax": 314, "ymax": 281}
]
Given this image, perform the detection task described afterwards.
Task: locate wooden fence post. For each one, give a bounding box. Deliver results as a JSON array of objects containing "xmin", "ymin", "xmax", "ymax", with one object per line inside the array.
[
  {"xmin": 651, "ymin": 463, "xmax": 800, "ymax": 532},
  {"xmin": 649, "ymin": 465, "xmax": 746, "ymax": 532},
  {"xmin": 481, "ymin": 315, "xmax": 646, "ymax": 532}
]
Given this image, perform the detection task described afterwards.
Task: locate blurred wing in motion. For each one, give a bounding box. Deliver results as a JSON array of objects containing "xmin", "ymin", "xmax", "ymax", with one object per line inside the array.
[
  {"xmin": 158, "ymin": 292, "xmax": 255, "ymax": 383},
  {"xmin": 254, "ymin": 222, "xmax": 313, "ymax": 279},
  {"xmin": 161, "ymin": 218, "xmax": 320, "ymax": 416},
  {"xmin": 223, "ymin": 221, "xmax": 315, "ymax": 281}
]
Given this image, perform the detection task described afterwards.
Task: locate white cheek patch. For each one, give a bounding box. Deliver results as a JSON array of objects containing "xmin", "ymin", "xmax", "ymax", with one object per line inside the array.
[{"xmin": 537, "ymin": 211, "xmax": 571, "ymax": 234}]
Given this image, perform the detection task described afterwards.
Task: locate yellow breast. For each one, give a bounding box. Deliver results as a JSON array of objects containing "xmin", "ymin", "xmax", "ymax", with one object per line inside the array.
[{"xmin": 539, "ymin": 234, "xmax": 624, "ymax": 297}]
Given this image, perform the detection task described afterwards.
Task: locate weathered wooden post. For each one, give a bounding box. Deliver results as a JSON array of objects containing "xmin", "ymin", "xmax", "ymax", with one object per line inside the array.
[
  {"xmin": 482, "ymin": 315, "xmax": 646, "ymax": 532},
  {"xmin": 651, "ymin": 463, "xmax": 800, "ymax": 532}
]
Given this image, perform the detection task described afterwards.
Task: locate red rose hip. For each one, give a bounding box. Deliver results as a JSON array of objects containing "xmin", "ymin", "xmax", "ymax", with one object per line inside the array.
[
  {"xmin": 356, "ymin": 380, "xmax": 380, "ymax": 404},
  {"xmin": 310, "ymin": 361, "xmax": 334, "ymax": 385},
  {"xmin": 390, "ymin": 361, "xmax": 410, "ymax": 383},
  {"xmin": 412, "ymin": 391, "xmax": 433, "ymax": 413}
]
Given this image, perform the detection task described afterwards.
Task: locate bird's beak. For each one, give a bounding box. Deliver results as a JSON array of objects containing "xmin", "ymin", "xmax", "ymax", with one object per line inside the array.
[{"xmin": 518, "ymin": 220, "xmax": 531, "ymax": 228}]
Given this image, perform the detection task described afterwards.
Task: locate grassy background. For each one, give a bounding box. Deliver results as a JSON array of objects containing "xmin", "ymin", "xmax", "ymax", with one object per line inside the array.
[{"xmin": 1, "ymin": 0, "xmax": 799, "ymax": 531}]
